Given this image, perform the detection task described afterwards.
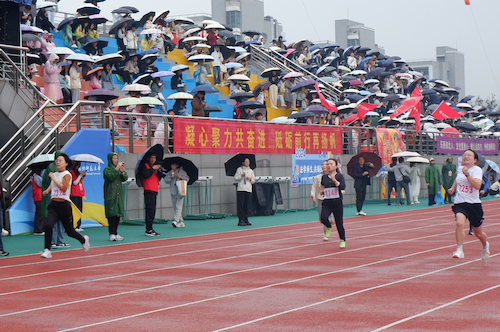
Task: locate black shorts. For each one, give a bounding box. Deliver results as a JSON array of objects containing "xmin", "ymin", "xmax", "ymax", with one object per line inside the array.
[{"xmin": 452, "ymin": 203, "xmax": 484, "ymax": 228}]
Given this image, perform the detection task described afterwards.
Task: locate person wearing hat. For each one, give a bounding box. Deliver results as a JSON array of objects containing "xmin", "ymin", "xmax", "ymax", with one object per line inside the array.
[
  {"xmin": 191, "ymin": 91, "xmax": 207, "ymax": 117},
  {"xmin": 425, "ymin": 158, "xmax": 442, "ymax": 206},
  {"xmin": 442, "ymin": 156, "xmax": 457, "ymax": 204},
  {"xmin": 138, "ymin": 153, "xmax": 164, "ymax": 237}
]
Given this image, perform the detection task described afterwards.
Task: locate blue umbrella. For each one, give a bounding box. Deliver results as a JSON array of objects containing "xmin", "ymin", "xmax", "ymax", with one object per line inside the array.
[
  {"xmin": 378, "ymin": 59, "xmax": 395, "ymax": 67},
  {"xmin": 225, "ymin": 62, "xmax": 243, "ymax": 69},
  {"xmin": 309, "ymin": 46, "xmax": 321, "ymax": 52},
  {"xmin": 191, "ymin": 85, "xmax": 219, "ymax": 94},
  {"xmin": 245, "ymin": 41, "xmax": 261, "ymax": 45},
  {"xmin": 138, "ymin": 48, "xmax": 160, "ymax": 56},
  {"xmin": 290, "ymin": 79, "xmax": 316, "ymax": 92},
  {"xmin": 422, "ymin": 89, "xmax": 437, "ymax": 95},
  {"xmin": 324, "ymin": 43, "xmax": 340, "ymax": 49},
  {"xmin": 346, "ymin": 94, "xmax": 364, "ymax": 102},
  {"xmin": 305, "ymin": 104, "xmax": 328, "ymax": 115},
  {"xmin": 57, "ymin": 16, "xmax": 77, "ymax": 30},
  {"xmin": 368, "ymin": 67, "xmax": 385, "ymax": 78},
  {"xmin": 486, "ymin": 160, "xmax": 500, "ymax": 173}
]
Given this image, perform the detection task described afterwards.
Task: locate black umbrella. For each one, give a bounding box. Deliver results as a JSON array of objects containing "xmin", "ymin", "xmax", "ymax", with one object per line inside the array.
[
  {"xmin": 335, "ymin": 100, "xmax": 350, "ymax": 107},
  {"xmin": 347, "ymin": 152, "xmax": 382, "ymax": 178},
  {"xmin": 218, "ymin": 30, "xmax": 234, "ymax": 38},
  {"xmin": 460, "ymin": 95, "xmax": 474, "ymax": 103},
  {"xmin": 230, "ymin": 92, "xmax": 254, "ymax": 101},
  {"xmin": 191, "ymin": 85, "xmax": 219, "ymax": 94},
  {"xmin": 140, "ymin": 11, "xmax": 156, "ymax": 27},
  {"xmin": 134, "ymin": 144, "xmax": 164, "ymax": 187},
  {"xmin": 109, "ymin": 17, "xmax": 134, "ymax": 35},
  {"xmin": 304, "ymin": 105, "xmax": 328, "ymax": 115},
  {"xmin": 204, "ymin": 105, "xmax": 223, "ymax": 113},
  {"xmin": 111, "ymin": 7, "xmax": 132, "ymax": 14},
  {"xmin": 209, "ymin": 44, "xmax": 231, "ymax": 59},
  {"xmin": 253, "ymin": 81, "xmax": 272, "ymax": 95},
  {"xmin": 454, "ymin": 122, "xmax": 477, "ymax": 132},
  {"xmin": 238, "ymin": 100, "xmax": 266, "ymax": 110},
  {"xmin": 382, "ymin": 94, "xmax": 401, "ymax": 102},
  {"xmin": 83, "ymin": 39, "xmax": 108, "ymax": 53},
  {"xmin": 346, "ymin": 94, "xmax": 364, "ymax": 103},
  {"xmin": 22, "ymin": 34, "xmax": 41, "ymax": 42},
  {"xmin": 242, "ymin": 30, "xmax": 260, "ymax": 36},
  {"xmin": 121, "ymin": 6, "xmax": 139, "ymax": 13},
  {"xmin": 422, "ymin": 89, "xmax": 437, "ymax": 95},
  {"xmin": 224, "ymin": 154, "xmax": 256, "ymax": 176},
  {"xmin": 27, "ymin": 54, "xmax": 42, "ymax": 65},
  {"xmin": 84, "ymin": 89, "xmax": 119, "ymax": 101},
  {"xmin": 162, "ymin": 156, "xmax": 198, "ymax": 185},
  {"xmin": 288, "ymin": 111, "xmax": 315, "ymax": 119}
]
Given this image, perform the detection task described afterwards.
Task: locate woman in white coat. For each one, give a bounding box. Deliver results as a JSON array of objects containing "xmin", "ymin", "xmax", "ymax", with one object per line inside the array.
[{"xmin": 409, "ymin": 162, "xmax": 421, "ymax": 204}]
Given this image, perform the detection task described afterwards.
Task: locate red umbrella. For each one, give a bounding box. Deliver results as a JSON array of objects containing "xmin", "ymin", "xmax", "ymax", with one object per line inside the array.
[
  {"xmin": 441, "ymin": 127, "xmax": 459, "ymax": 133},
  {"xmin": 349, "ymin": 79, "xmax": 364, "ymax": 87},
  {"xmin": 347, "ymin": 152, "xmax": 382, "ymax": 178}
]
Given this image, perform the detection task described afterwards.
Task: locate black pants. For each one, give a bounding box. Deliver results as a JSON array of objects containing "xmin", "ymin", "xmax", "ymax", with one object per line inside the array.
[
  {"xmin": 428, "ymin": 187, "xmax": 436, "ymax": 205},
  {"xmin": 444, "ymin": 192, "xmax": 453, "ymax": 204},
  {"xmin": 237, "ymin": 191, "xmax": 251, "ymax": 223},
  {"xmin": 44, "ymin": 200, "xmax": 85, "ymax": 250},
  {"xmin": 117, "ymin": 39, "xmax": 126, "ymax": 52},
  {"xmin": 387, "ymin": 182, "xmax": 396, "ymax": 204},
  {"xmin": 33, "ymin": 201, "xmax": 45, "ymax": 233},
  {"xmin": 71, "ymin": 196, "xmax": 83, "ymax": 228},
  {"xmin": 144, "ymin": 191, "xmax": 157, "ymax": 231},
  {"xmin": 355, "ymin": 186, "xmax": 367, "ymax": 212},
  {"xmin": 320, "ymin": 199, "xmax": 345, "ymax": 241},
  {"xmin": 62, "ymin": 87, "xmax": 71, "ymax": 103},
  {"xmin": 108, "ymin": 216, "xmax": 120, "ymax": 235}
]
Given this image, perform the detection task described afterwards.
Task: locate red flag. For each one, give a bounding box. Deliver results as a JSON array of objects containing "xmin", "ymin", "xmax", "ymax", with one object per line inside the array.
[
  {"xmin": 389, "ymin": 96, "xmax": 421, "ymax": 119},
  {"xmin": 411, "ymin": 88, "xmax": 422, "ymax": 98},
  {"xmin": 409, "ymin": 106, "xmax": 421, "ymax": 133},
  {"xmin": 356, "ymin": 102, "xmax": 379, "ymax": 118},
  {"xmin": 431, "ymin": 102, "xmax": 463, "ymax": 120},
  {"xmin": 465, "ymin": 0, "xmax": 470, "ymax": 5},
  {"xmin": 315, "ymin": 82, "xmax": 338, "ymax": 113},
  {"xmin": 343, "ymin": 113, "xmax": 359, "ymax": 125}
]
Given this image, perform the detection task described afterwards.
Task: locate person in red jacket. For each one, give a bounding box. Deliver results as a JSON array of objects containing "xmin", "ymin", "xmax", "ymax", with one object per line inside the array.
[
  {"xmin": 70, "ymin": 162, "xmax": 86, "ymax": 232},
  {"xmin": 32, "ymin": 168, "xmax": 45, "ymax": 235},
  {"xmin": 139, "ymin": 154, "xmax": 164, "ymax": 236}
]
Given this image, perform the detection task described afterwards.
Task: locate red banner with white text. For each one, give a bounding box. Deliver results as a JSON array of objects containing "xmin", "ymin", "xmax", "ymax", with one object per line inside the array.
[{"xmin": 174, "ymin": 118, "xmax": 343, "ymax": 154}]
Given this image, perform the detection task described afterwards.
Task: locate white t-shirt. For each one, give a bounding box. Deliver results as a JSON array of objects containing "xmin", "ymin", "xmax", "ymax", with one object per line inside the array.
[
  {"xmin": 51, "ymin": 170, "xmax": 72, "ymax": 202},
  {"xmin": 454, "ymin": 165, "xmax": 482, "ymax": 204}
]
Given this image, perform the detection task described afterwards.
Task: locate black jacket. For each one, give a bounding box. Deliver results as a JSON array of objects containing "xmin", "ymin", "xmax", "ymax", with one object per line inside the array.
[
  {"xmin": 352, "ymin": 163, "xmax": 372, "ymax": 189},
  {"xmin": 321, "ymin": 173, "xmax": 346, "ymax": 199}
]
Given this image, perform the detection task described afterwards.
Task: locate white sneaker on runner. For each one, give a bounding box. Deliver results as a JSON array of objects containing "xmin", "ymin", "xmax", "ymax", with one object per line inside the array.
[
  {"xmin": 323, "ymin": 236, "xmax": 329, "ymax": 241},
  {"xmin": 115, "ymin": 234, "xmax": 124, "ymax": 241},
  {"xmin": 109, "ymin": 234, "xmax": 116, "ymax": 241},
  {"xmin": 41, "ymin": 249, "xmax": 52, "ymax": 259},
  {"xmin": 82, "ymin": 235, "xmax": 90, "ymax": 252},
  {"xmin": 452, "ymin": 249, "xmax": 464, "ymax": 259},
  {"xmin": 482, "ymin": 242, "xmax": 490, "ymax": 260}
]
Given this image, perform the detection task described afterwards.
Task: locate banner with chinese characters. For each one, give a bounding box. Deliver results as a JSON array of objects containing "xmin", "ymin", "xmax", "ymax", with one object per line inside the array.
[
  {"xmin": 436, "ymin": 136, "xmax": 498, "ymax": 155},
  {"xmin": 174, "ymin": 118, "xmax": 343, "ymax": 155},
  {"xmin": 375, "ymin": 128, "xmax": 404, "ymax": 167}
]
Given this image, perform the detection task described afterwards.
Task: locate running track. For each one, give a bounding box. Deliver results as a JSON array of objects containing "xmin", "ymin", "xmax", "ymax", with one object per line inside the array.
[{"xmin": 1, "ymin": 202, "xmax": 499, "ymax": 331}]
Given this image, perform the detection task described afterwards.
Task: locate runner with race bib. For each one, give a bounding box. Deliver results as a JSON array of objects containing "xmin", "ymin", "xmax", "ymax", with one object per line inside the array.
[
  {"xmin": 448, "ymin": 149, "xmax": 490, "ymax": 259},
  {"xmin": 319, "ymin": 158, "xmax": 346, "ymax": 248}
]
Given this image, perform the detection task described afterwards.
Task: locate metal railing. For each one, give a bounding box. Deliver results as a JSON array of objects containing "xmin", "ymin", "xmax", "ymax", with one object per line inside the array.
[
  {"xmin": 249, "ymin": 44, "xmax": 342, "ymax": 101},
  {"xmin": 4, "ymin": 101, "xmax": 104, "ymax": 204}
]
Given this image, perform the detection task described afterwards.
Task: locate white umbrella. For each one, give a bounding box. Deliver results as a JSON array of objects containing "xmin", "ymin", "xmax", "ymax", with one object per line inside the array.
[
  {"xmin": 167, "ymin": 92, "xmax": 193, "ymax": 100},
  {"xmin": 283, "ymin": 71, "xmax": 304, "ymax": 79},
  {"xmin": 66, "ymin": 53, "xmax": 95, "ymax": 62},
  {"xmin": 391, "ymin": 151, "xmax": 421, "ymax": 158},
  {"xmin": 192, "ymin": 43, "xmax": 211, "ymax": 49},
  {"xmin": 434, "ymin": 123, "xmax": 451, "ymax": 129},
  {"xmin": 201, "ymin": 19, "xmax": 219, "ymax": 26},
  {"xmin": 49, "ymin": 47, "xmax": 75, "ymax": 55},
  {"xmin": 70, "ymin": 154, "xmax": 104, "ymax": 164},
  {"xmin": 205, "ymin": 23, "xmax": 225, "ymax": 30},
  {"xmin": 36, "ymin": 1, "xmax": 57, "ymax": 9},
  {"xmin": 227, "ymin": 74, "xmax": 251, "ymax": 81},
  {"xmin": 188, "ymin": 54, "xmax": 214, "ymax": 62},
  {"xmin": 113, "ymin": 97, "xmax": 142, "ymax": 107},
  {"xmin": 406, "ymin": 157, "xmax": 430, "ymax": 164},
  {"xmin": 270, "ymin": 116, "xmax": 296, "ymax": 124},
  {"xmin": 140, "ymin": 29, "xmax": 164, "ymax": 35},
  {"xmin": 227, "ymin": 46, "xmax": 246, "ymax": 53},
  {"xmin": 122, "ymin": 83, "xmax": 151, "ymax": 93},
  {"xmin": 184, "ymin": 27, "xmax": 201, "ymax": 37},
  {"xmin": 433, "ymin": 79, "xmax": 449, "ymax": 87},
  {"xmin": 183, "ymin": 36, "xmax": 206, "ymax": 43},
  {"xmin": 350, "ymin": 70, "xmax": 367, "ymax": 76},
  {"xmin": 138, "ymin": 97, "xmax": 164, "ymax": 106},
  {"xmin": 235, "ymin": 52, "xmax": 250, "ymax": 62}
]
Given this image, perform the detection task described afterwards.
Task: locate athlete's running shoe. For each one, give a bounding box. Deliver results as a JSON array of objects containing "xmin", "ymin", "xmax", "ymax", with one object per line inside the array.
[
  {"xmin": 482, "ymin": 242, "xmax": 490, "ymax": 260},
  {"xmin": 452, "ymin": 249, "xmax": 464, "ymax": 259}
]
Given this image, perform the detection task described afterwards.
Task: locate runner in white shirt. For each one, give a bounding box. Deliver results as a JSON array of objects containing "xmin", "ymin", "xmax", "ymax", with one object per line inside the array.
[{"xmin": 448, "ymin": 149, "xmax": 489, "ymax": 259}]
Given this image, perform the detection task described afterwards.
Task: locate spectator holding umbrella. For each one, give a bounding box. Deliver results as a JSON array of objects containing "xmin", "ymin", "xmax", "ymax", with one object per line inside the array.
[
  {"xmin": 126, "ymin": 23, "xmax": 139, "ymax": 54},
  {"xmin": 234, "ymin": 157, "xmax": 256, "ymax": 226},
  {"xmin": 191, "ymin": 91, "xmax": 206, "ymax": 117},
  {"xmin": 117, "ymin": 20, "xmax": 128, "ymax": 52},
  {"xmin": 392, "ymin": 157, "xmax": 412, "ymax": 206},
  {"xmin": 163, "ymin": 160, "xmax": 190, "ymax": 228},
  {"xmin": 387, "ymin": 157, "xmax": 397, "ymax": 205},
  {"xmin": 442, "ymin": 156, "xmax": 457, "ymax": 204},
  {"xmin": 101, "ymin": 63, "xmax": 115, "ymax": 91},
  {"xmin": 351, "ymin": 155, "xmax": 374, "ymax": 216},
  {"xmin": 69, "ymin": 61, "xmax": 82, "ymax": 104},
  {"xmin": 425, "ymin": 158, "xmax": 442, "ymax": 206},
  {"xmin": 104, "ymin": 153, "xmax": 128, "ymax": 241},
  {"xmin": 211, "ymin": 46, "xmax": 224, "ymax": 85}
]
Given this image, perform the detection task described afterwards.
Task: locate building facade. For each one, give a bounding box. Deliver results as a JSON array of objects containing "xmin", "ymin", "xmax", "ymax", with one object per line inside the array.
[{"xmin": 335, "ymin": 19, "xmax": 385, "ymax": 54}]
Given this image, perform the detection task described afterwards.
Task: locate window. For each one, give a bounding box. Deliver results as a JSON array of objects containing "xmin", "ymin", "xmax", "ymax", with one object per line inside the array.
[{"xmin": 226, "ymin": 11, "xmax": 241, "ymax": 29}]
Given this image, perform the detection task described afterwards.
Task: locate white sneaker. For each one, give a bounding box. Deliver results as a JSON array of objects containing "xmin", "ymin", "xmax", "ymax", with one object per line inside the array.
[
  {"xmin": 41, "ymin": 249, "xmax": 52, "ymax": 259},
  {"xmin": 2, "ymin": 228, "xmax": 9, "ymax": 236},
  {"xmin": 109, "ymin": 234, "xmax": 116, "ymax": 241},
  {"xmin": 178, "ymin": 221, "xmax": 185, "ymax": 227},
  {"xmin": 172, "ymin": 221, "xmax": 179, "ymax": 228},
  {"xmin": 323, "ymin": 236, "xmax": 329, "ymax": 241},
  {"xmin": 82, "ymin": 235, "xmax": 90, "ymax": 252},
  {"xmin": 358, "ymin": 211, "xmax": 367, "ymax": 216},
  {"xmin": 452, "ymin": 249, "xmax": 464, "ymax": 259},
  {"xmin": 482, "ymin": 242, "xmax": 490, "ymax": 260},
  {"xmin": 114, "ymin": 234, "xmax": 124, "ymax": 241},
  {"xmin": 494, "ymin": 194, "xmax": 500, "ymax": 198},
  {"xmin": 75, "ymin": 228, "xmax": 84, "ymax": 232}
]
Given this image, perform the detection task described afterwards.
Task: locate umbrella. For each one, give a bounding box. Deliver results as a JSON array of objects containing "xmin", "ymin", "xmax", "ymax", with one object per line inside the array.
[
  {"xmin": 225, "ymin": 62, "xmax": 243, "ymax": 69},
  {"xmin": 162, "ymin": 157, "xmax": 198, "ymax": 185},
  {"xmin": 346, "ymin": 94, "xmax": 364, "ymax": 102},
  {"xmin": 140, "ymin": 53, "xmax": 159, "ymax": 62},
  {"xmin": 434, "ymin": 79, "xmax": 449, "ymax": 87},
  {"xmin": 174, "ymin": 17, "xmax": 195, "ymax": 25},
  {"xmin": 140, "ymin": 11, "xmax": 156, "ymax": 26},
  {"xmin": 347, "ymin": 152, "xmax": 382, "ymax": 178},
  {"xmin": 138, "ymin": 97, "xmax": 164, "ymax": 106},
  {"xmin": 111, "ymin": 8, "xmax": 132, "ymax": 14},
  {"xmin": 84, "ymin": 89, "xmax": 119, "ymax": 101},
  {"xmin": 248, "ymin": 108, "xmax": 267, "ymax": 120},
  {"xmin": 121, "ymin": 6, "xmax": 139, "ymax": 13},
  {"xmin": 283, "ymin": 72, "xmax": 304, "ymax": 79},
  {"xmin": 218, "ymin": 30, "xmax": 234, "ymax": 38},
  {"xmin": 238, "ymin": 100, "xmax": 266, "ymax": 110},
  {"xmin": 441, "ymin": 127, "xmax": 459, "ymax": 134},
  {"xmin": 170, "ymin": 64, "xmax": 190, "ymax": 73},
  {"xmin": 83, "ymin": 39, "xmax": 108, "ymax": 53},
  {"xmin": 253, "ymin": 81, "xmax": 272, "ymax": 94},
  {"xmin": 27, "ymin": 54, "xmax": 43, "ymax": 65},
  {"xmin": 288, "ymin": 111, "xmax": 315, "ymax": 119},
  {"xmin": 183, "ymin": 36, "xmax": 206, "ymax": 43},
  {"xmin": 140, "ymin": 29, "xmax": 164, "ymax": 36},
  {"xmin": 37, "ymin": 1, "xmax": 57, "ymax": 9},
  {"xmin": 151, "ymin": 71, "xmax": 175, "ymax": 78},
  {"xmin": 66, "ymin": 53, "xmax": 95, "ymax": 62},
  {"xmin": 153, "ymin": 10, "xmax": 170, "ymax": 24},
  {"xmin": 304, "ymin": 105, "xmax": 328, "ymax": 115},
  {"xmin": 112, "ymin": 97, "xmax": 142, "ymax": 107},
  {"xmin": 235, "ymin": 52, "xmax": 251, "ymax": 62},
  {"xmin": 391, "ymin": 151, "xmax": 421, "ymax": 158},
  {"xmin": 22, "ymin": 34, "xmax": 41, "ymax": 42},
  {"xmin": 349, "ymin": 79, "xmax": 364, "ymax": 87},
  {"xmin": 191, "ymin": 85, "xmax": 219, "ymax": 94},
  {"xmin": 84, "ymin": 0, "xmax": 105, "ymax": 2},
  {"xmin": 135, "ymin": 144, "xmax": 164, "ymax": 187},
  {"xmin": 57, "ymin": 16, "xmax": 78, "ymax": 30},
  {"xmin": 406, "ymin": 157, "xmax": 430, "ymax": 164},
  {"xmin": 69, "ymin": 154, "xmax": 104, "ymax": 164},
  {"xmin": 351, "ymin": 70, "xmax": 367, "ymax": 76},
  {"xmin": 242, "ymin": 30, "xmax": 260, "ymax": 36},
  {"xmin": 227, "ymin": 74, "xmax": 251, "ymax": 81},
  {"xmin": 290, "ymin": 79, "xmax": 316, "ymax": 92},
  {"xmin": 132, "ymin": 73, "xmax": 153, "ymax": 85},
  {"xmin": 230, "ymin": 92, "xmax": 254, "ymax": 101},
  {"xmin": 94, "ymin": 53, "xmax": 123, "ymax": 65},
  {"xmin": 224, "ymin": 154, "xmax": 256, "ymax": 177},
  {"xmin": 77, "ymin": 4, "xmax": 100, "ymax": 16},
  {"xmin": 205, "ymin": 23, "xmax": 225, "ymax": 30},
  {"xmin": 108, "ymin": 18, "xmax": 134, "ymax": 35},
  {"xmin": 454, "ymin": 122, "xmax": 477, "ymax": 132},
  {"xmin": 49, "ymin": 47, "xmax": 75, "ymax": 56},
  {"xmin": 27, "ymin": 154, "xmax": 55, "ymax": 170},
  {"xmin": 382, "ymin": 94, "xmax": 401, "ymax": 103},
  {"xmin": 337, "ymin": 104, "xmax": 357, "ymax": 114},
  {"xmin": 167, "ymin": 92, "xmax": 193, "ymax": 100},
  {"xmin": 188, "ymin": 54, "xmax": 214, "ymax": 62},
  {"xmin": 89, "ymin": 14, "xmax": 108, "ymax": 25},
  {"xmin": 204, "ymin": 105, "xmax": 223, "ymax": 113},
  {"xmin": 122, "ymin": 83, "xmax": 151, "ymax": 93},
  {"xmin": 486, "ymin": 160, "xmax": 500, "ymax": 173}
]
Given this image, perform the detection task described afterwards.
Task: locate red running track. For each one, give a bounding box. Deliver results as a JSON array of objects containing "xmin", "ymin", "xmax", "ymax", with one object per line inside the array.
[{"xmin": 0, "ymin": 202, "xmax": 499, "ymax": 332}]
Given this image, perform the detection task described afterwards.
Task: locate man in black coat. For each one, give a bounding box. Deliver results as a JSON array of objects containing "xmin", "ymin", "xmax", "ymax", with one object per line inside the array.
[
  {"xmin": 387, "ymin": 157, "xmax": 398, "ymax": 205},
  {"xmin": 352, "ymin": 156, "xmax": 374, "ymax": 216}
]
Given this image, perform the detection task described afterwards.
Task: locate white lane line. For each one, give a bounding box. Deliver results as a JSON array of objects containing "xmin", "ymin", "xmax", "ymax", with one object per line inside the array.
[
  {"xmin": 371, "ymin": 283, "xmax": 500, "ymax": 331},
  {"xmin": 58, "ymin": 246, "xmax": 500, "ymax": 331}
]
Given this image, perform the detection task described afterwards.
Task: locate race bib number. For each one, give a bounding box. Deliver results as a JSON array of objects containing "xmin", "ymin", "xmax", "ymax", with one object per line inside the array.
[
  {"xmin": 324, "ymin": 187, "xmax": 339, "ymax": 199},
  {"xmin": 458, "ymin": 184, "xmax": 473, "ymax": 194}
]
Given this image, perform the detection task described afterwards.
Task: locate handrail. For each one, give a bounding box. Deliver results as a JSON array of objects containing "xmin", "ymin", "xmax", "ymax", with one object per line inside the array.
[
  {"xmin": 0, "ymin": 44, "xmax": 30, "ymax": 52},
  {"xmin": 249, "ymin": 44, "xmax": 342, "ymax": 100}
]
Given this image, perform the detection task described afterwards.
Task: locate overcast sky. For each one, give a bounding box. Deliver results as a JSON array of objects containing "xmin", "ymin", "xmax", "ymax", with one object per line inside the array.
[{"xmin": 60, "ymin": 0, "xmax": 500, "ymax": 100}]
